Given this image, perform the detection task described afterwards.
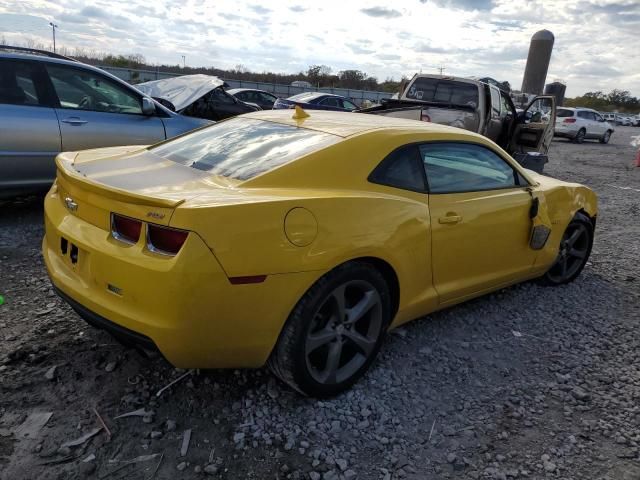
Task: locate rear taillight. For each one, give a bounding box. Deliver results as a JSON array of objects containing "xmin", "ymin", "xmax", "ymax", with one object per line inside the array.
[
  {"xmin": 563, "ymin": 118, "xmax": 576, "ymax": 123},
  {"xmin": 147, "ymin": 224, "xmax": 188, "ymax": 256},
  {"xmin": 111, "ymin": 214, "xmax": 142, "ymax": 244}
]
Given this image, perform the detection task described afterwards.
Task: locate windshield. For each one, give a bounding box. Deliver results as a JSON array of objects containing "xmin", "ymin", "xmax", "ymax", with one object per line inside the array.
[
  {"xmin": 150, "ymin": 118, "xmax": 340, "ymax": 180},
  {"xmin": 405, "ymin": 78, "xmax": 478, "ymax": 106}
]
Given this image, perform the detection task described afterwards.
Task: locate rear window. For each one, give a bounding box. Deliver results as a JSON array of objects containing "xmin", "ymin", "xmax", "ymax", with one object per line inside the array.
[
  {"xmin": 556, "ymin": 109, "xmax": 574, "ymax": 117},
  {"xmin": 405, "ymin": 78, "xmax": 478, "ymax": 106},
  {"xmin": 150, "ymin": 118, "xmax": 339, "ymax": 180}
]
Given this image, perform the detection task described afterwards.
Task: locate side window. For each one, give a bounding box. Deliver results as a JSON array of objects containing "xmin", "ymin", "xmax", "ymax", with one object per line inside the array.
[
  {"xmin": 577, "ymin": 111, "xmax": 589, "ymax": 119},
  {"xmin": 342, "ymin": 99, "xmax": 357, "ymax": 110},
  {"xmin": 420, "ymin": 143, "xmax": 522, "ymax": 194},
  {"xmin": 235, "ymin": 92, "xmax": 247, "ymax": 101},
  {"xmin": 211, "ymin": 88, "xmax": 235, "ymax": 104},
  {"xmin": 320, "ymin": 97, "xmax": 340, "ymax": 107},
  {"xmin": 46, "ymin": 65, "xmax": 142, "ymax": 114},
  {"xmin": 369, "ymin": 145, "xmax": 427, "ymax": 192},
  {"xmin": 0, "ymin": 60, "xmax": 44, "ymax": 106},
  {"xmin": 500, "ymin": 92, "xmax": 512, "ymax": 118},
  {"xmin": 490, "ymin": 87, "xmax": 501, "ymax": 118},
  {"xmin": 260, "ymin": 92, "xmax": 277, "ymax": 104}
]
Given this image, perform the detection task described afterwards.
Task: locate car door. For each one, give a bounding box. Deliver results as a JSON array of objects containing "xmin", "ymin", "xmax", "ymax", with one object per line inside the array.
[
  {"xmin": 592, "ymin": 112, "xmax": 607, "ymax": 136},
  {"xmin": 45, "ymin": 64, "xmax": 166, "ymax": 152},
  {"xmin": 576, "ymin": 110, "xmax": 593, "ymax": 137},
  {"xmin": 0, "ymin": 58, "xmax": 61, "ymax": 192},
  {"xmin": 509, "ymin": 95, "xmax": 556, "ymax": 154},
  {"xmin": 421, "ymin": 142, "xmax": 538, "ymax": 303}
]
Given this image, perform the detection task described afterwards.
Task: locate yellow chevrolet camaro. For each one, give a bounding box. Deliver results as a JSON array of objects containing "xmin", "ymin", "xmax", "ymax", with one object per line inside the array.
[{"xmin": 43, "ymin": 109, "xmax": 597, "ymax": 396}]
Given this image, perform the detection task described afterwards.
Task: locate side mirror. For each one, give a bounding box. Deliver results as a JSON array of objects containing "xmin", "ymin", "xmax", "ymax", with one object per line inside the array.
[{"xmin": 142, "ymin": 97, "xmax": 155, "ymax": 115}]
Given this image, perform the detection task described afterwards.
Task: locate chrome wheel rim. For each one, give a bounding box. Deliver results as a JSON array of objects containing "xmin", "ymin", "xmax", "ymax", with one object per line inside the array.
[
  {"xmin": 576, "ymin": 130, "xmax": 585, "ymax": 142},
  {"xmin": 603, "ymin": 131, "xmax": 610, "ymax": 142},
  {"xmin": 547, "ymin": 223, "xmax": 590, "ymax": 283},
  {"xmin": 305, "ymin": 280, "xmax": 382, "ymax": 385}
]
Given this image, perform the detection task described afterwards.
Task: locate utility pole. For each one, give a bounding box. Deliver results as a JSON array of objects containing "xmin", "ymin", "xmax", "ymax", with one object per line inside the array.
[
  {"xmin": 49, "ymin": 22, "xmax": 58, "ymax": 52},
  {"xmin": 181, "ymin": 55, "xmax": 186, "ymax": 68},
  {"xmin": 437, "ymin": 65, "xmax": 446, "ymax": 76}
]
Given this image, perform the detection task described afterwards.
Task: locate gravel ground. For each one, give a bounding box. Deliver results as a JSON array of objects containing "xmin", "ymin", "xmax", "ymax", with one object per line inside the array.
[{"xmin": 1, "ymin": 127, "xmax": 639, "ymax": 480}]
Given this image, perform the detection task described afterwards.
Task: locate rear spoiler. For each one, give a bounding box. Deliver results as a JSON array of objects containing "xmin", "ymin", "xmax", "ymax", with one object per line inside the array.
[{"xmin": 55, "ymin": 153, "xmax": 185, "ymax": 209}]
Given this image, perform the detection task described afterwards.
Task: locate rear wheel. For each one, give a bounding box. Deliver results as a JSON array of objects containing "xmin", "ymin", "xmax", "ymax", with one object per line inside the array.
[
  {"xmin": 539, "ymin": 213, "xmax": 593, "ymax": 286},
  {"xmin": 573, "ymin": 128, "xmax": 586, "ymax": 144},
  {"xmin": 268, "ymin": 262, "xmax": 391, "ymax": 397},
  {"xmin": 600, "ymin": 130, "xmax": 612, "ymax": 144}
]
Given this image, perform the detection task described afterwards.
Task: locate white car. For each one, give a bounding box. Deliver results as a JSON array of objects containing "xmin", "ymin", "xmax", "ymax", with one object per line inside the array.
[
  {"xmin": 554, "ymin": 107, "xmax": 614, "ymax": 144},
  {"xmin": 633, "ymin": 115, "xmax": 640, "ymax": 127}
]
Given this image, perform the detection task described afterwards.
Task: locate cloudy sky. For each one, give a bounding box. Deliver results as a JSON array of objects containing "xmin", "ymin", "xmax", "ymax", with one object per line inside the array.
[{"xmin": 1, "ymin": 0, "xmax": 638, "ymax": 97}]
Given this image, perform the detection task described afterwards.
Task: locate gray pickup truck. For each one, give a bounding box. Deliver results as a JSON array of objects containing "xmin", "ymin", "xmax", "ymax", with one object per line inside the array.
[{"xmin": 361, "ymin": 74, "xmax": 556, "ymax": 158}]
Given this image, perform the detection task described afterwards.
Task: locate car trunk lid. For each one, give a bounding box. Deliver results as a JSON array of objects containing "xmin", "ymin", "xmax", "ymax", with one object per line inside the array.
[{"xmin": 55, "ymin": 146, "xmax": 231, "ymax": 230}]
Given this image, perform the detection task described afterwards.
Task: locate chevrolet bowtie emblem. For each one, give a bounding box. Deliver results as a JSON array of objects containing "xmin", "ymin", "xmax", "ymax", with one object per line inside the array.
[{"xmin": 64, "ymin": 196, "xmax": 78, "ymax": 212}]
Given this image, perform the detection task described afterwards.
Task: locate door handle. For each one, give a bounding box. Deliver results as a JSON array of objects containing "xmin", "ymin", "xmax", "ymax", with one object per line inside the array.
[
  {"xmin": 61, "ymin": 117, "xmax": 88, "ymax": 125},
  {"xmin": 438, "ymin": 214, "xmax": 462, "ymax": 225}
]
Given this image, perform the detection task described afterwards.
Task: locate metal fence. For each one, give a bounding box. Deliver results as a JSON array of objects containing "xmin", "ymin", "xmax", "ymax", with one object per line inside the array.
[{"xmin": 99, "ymin": 66, "xmax": 393, "ymax": 105}]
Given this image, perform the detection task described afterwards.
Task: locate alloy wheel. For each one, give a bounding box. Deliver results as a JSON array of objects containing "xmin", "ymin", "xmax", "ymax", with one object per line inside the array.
[
  {"xmin": 304, "ymin": 280, "xmax": 383, "ymax": 385},
  {"xmin": 546, "ymin": 223, "xmax": 590, "ymax": 283}
]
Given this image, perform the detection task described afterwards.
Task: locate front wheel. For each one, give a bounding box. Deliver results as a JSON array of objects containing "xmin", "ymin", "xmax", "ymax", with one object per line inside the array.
[
  {"xmin": 539, "ymin": 213, "xmax": 593, "ymax": 286},
  {"xmin": 600, "ymin": 130, "xmax": 612, "ymax": 144},
  {"xmin": 268, "ymin": 262, "xmax": 391, "ymax": 397}
]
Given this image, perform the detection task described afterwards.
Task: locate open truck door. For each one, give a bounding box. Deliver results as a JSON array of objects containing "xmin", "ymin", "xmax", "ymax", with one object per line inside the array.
[{"xmin": 509, "ymin": 95, "xmax": 556, "ymax": 155}]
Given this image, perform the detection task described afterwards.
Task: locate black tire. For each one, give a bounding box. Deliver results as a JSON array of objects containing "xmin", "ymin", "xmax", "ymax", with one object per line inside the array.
[
  {"xmin": 599, "ymin": 130, "xmax": 612, "ymax": 144},
  {"xmin": 268, "ymin": 261, "xmax": 391, "ymax": 397},
  {"xmin": 538, "ymin": 212, "xmax": 594, "ymax": 286},
  {"xmin": 573, "ymin": 128, "xmax": 586, "ymax": 144}
]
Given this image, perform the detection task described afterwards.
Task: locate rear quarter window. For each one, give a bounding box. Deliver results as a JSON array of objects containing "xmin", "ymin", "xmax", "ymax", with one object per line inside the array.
[{"xmin": 150, "ymin": 118, "xmax": 340, "ymax": 180}]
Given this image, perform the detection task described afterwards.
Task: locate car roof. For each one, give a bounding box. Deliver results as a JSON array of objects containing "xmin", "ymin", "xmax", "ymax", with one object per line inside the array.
[
  {"xmin": 288, "ymin": 92, "xmax": 324, "ymax": 101},
  {"xmin": 1, "ymin": 51, "xmax": 178, "ymax": 117},
  {"xmin": 227, "ymin": 88, "xmax": 274, "ymax": 95},
  {"xmin": 1, "ymin": 51, "xmax": 131, "ymax": 82},
  {"xmin": 243, "ymin": 109, "xmax": 473, "ymax": 138}
]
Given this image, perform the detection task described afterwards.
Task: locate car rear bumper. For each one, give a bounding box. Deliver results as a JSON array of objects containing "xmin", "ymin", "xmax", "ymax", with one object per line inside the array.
[
  {"xmin": 554, "ymin": 124, "xmax": 578, "ymax": 138},
  {"xmin": 43, "ymin": 187, "xmax": 322, "ymax": 369},
  {"xmin": 54, "ymin": 285, "xmax": 158, "ymax": 352}
]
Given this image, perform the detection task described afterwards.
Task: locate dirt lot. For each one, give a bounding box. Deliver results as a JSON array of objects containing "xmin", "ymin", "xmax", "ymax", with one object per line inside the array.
[{"xmin": 1, "ymin": 127, "xmax": 639, "ymax": 480}]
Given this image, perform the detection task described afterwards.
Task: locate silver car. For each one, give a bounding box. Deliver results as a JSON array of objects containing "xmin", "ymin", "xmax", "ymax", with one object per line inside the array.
[{"xmin": 0, "ymin": 46, "xmax": 209, "ymax": 198}]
